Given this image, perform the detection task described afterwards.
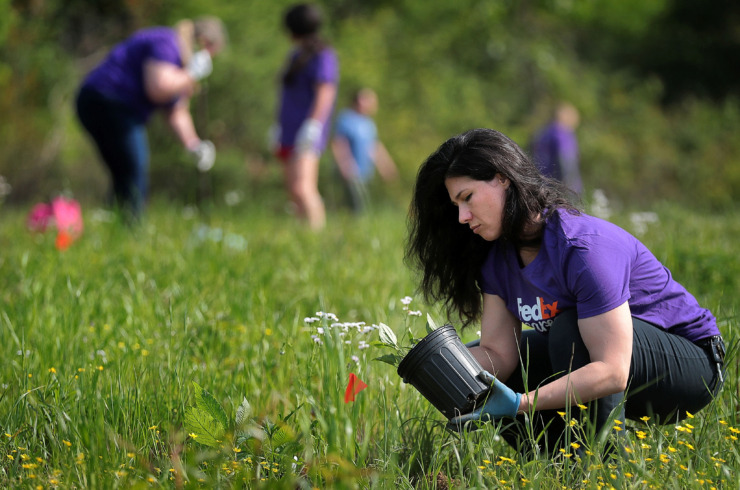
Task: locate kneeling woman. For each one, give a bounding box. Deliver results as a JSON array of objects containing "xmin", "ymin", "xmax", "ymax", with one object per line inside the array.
[{"xmin": 405, "ymin": 128, "xmax": 724, "ymax": 456}]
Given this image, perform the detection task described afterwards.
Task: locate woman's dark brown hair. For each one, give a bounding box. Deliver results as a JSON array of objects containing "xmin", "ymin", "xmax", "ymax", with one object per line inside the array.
[
  {"xmin": 282, "ymin": 3, "xmax": 327, "ymax": 85},
  {"xmin": 405, "ymin": 128, "xmax": 579, "ymax": 327}
]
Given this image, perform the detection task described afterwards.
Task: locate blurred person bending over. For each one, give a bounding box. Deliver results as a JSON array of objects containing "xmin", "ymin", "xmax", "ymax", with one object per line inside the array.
[
  {"xmin": 331, "ymin": 88, "xmax": 398, "ymax": 214},
  {"xmin": 76, "ymin": 16, "xmax": 227, "ymax": 218},
  {"xmin": 272, "ymin": 3, "xmax": 339, "ymax": 230}
]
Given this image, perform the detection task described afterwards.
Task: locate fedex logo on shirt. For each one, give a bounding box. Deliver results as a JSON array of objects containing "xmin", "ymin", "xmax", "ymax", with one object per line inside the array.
[{"xmin": 517, "ymin": 297, "xmax": 560, "ymax": 333}]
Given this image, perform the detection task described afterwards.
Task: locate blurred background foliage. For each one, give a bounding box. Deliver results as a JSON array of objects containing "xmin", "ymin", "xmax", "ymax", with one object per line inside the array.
[{"xmin": 1, "ymin": 0, "xmax": 739, "ymax": 211}]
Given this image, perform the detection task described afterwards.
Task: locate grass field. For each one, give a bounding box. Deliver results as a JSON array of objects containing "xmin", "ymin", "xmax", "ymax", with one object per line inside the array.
[{"xmin": 1, "ymin": 197, "xmax": 738, "ymax": 489}]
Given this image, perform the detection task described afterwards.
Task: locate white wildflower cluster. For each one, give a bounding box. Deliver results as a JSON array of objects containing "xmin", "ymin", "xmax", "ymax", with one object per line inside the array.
[
  {"xmin": 305, "ymin": 311, "xmax": 380, "ymax": 363},
  {"xmin": 400, "ymin": 296, "xmax": 422, "ymax": 316},
  {"xmin": 590, "ymin": 189, "xmax": 612, "ymax": 220},
  {"xmin": 224, "ymin": 190, "xmax": 243, "ymax": 207},
  {"xmin": 190, "ymin": 224, "xmax": 248, "ymax": 252},
  {"xmin": 629, "ymin": 211, "xmax": 659, "ymax": 236},
  {"xmin": 305, "ymin": 297, "xmax": 424, "ymax": 365}
]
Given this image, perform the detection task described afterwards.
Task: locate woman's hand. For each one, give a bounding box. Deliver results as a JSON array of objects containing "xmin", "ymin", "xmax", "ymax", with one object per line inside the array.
[{"xmin": 446, "ymin": 371, "xmax": 522, "ymax": 432}]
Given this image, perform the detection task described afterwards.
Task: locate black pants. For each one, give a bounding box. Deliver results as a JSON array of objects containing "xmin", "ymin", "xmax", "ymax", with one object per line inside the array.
[
  {"xmin": 490, "ymin": 311, "xmax": 724, "ymax": 456},
  {"xmin": 76, "ymin": 86, "xmax": 150, "ymax": 217}
]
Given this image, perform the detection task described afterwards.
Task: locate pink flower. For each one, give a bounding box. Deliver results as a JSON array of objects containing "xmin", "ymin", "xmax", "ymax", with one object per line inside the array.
[
  {"xmin": 27, "ymin": 197, "xmax": 83, "ymax": 249},
  {"xmin": 51, "ymin": 196, "xmax": 83, "ymax": 237},
  {"xmin": 27, "ymin": 203, "xmax": 54, "ymax": 232}
]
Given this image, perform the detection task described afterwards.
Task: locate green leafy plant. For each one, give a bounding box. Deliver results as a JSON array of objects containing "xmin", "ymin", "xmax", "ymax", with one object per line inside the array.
[
  {"xmin": 373, "ymin": 313, "xmax": 441, "ymax": 367},
  {"xmin": 183, "ymin": 382, "xmax": 232, "ymax": 447},
  {"xmin": 183, "ymin": 382, "xmax": 300, "ymax": 455}
]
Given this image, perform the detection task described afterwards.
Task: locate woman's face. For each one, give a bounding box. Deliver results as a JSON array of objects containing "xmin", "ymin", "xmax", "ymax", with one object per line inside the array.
[{"xmin": 445, "ymin": 174, "xmax": 510, "ymax": 241}]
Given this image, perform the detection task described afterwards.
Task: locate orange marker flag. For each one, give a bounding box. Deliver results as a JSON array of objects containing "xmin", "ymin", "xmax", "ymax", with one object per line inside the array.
[
  {"xmin": 344, "ymin": 373, "xmax": 367, "ymax": 403},
  {"xmin": 55, "ymin": 231, "xmax": 73, "ymax": 251}
]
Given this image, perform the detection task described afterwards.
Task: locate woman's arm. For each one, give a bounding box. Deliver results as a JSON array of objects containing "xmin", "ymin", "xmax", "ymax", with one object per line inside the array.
[
  {"xmin": 373, "ymin": 141, "xmax": 399, "ymax": 182},
  {"xmin": 308, "ymin": 81, "xmax": 337, "ymax": 124},
  {"xmin": 164, "ymin": 98, "xmax": 200, "ymax": 150},
  {"xmin": 294, "ymin": 81, "xmax": 337, "ymax": 155},
  {"xmin": 331, "ymin": 136, "xmax": 358, "ymax": 180},
  {"xmin": 470, "ymin": 293, "xmax": 522, "ymax": 382},
  {"xmin": 143, "ymin": 60, "xmax": 195, "ymax": 104},
  {"xmin": 519, "ymin": 301, "xmax": 633, "ymax": 412}
]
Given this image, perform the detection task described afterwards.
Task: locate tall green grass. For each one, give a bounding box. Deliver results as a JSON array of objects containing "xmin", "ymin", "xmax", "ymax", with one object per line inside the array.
[{"xmin": 0, "ymin": 199, "xmax": 738, "ymax": 488}]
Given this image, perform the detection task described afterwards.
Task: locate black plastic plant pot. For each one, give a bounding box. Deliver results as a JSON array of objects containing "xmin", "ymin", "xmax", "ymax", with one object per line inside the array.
[{"xmin": 397, "ymin": 324, "xmax": 491, "ymax": 419}]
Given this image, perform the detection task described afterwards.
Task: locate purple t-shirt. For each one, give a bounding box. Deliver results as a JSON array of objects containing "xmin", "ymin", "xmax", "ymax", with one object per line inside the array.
[
  {"xmin": 479, "ymin": 209, "xmax": 718, "ymax": 342},
  {"xmin": 278, "ymin": 47, "xmax": 339, "ymax": 151},
  {"xmin": 532, "ymin": 122, "xmax": 582, "ymax": 195},
  {"xmin": 82, "ymin": 27, "xmax": 182, "ymax": 123}
]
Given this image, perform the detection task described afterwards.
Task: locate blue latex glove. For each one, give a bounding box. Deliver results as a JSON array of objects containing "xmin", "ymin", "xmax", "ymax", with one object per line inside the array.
[{"xmin": 446, "ymin": 371, "xmax": 522, "ymax": 432}]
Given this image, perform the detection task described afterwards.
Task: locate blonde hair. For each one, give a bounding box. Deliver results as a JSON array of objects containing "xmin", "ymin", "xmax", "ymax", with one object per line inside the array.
[
  {"xmin": 174, "ymin": 16, "xmax": 228, "ymax": 64},
  {"xmin": 194, "ymin": 16, "xmax": 228, "ymax": 52}
]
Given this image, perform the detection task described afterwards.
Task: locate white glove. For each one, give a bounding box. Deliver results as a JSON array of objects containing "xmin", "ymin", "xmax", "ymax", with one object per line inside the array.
[
  {"xmin": 187, "ymin": 50, "xmax": 213, "ymax": 81},
  {"xmin": 190, "ymin": 140, "xmax": 216, "ymax": 172},
  {"xmin": 295, "ymin": 118, "xmax": 323, "ymax": 154}
]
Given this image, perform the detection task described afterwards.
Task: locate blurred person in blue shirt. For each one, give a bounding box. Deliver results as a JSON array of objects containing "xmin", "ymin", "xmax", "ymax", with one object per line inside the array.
[{"xmin": 331, "ymin": 88, "xmax": 398, "ymax": 213}]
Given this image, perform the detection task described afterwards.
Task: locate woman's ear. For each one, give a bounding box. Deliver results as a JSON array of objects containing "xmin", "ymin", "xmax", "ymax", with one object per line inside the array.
[{"xmin": 498, "ymin": 174, "xmax": 511, "ymax": 189}]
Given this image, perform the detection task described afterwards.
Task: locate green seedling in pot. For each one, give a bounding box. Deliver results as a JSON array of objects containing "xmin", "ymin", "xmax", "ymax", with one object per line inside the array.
[{"xmin": 373, "ymin": 314, "xmax": 440, "ymax": 367}]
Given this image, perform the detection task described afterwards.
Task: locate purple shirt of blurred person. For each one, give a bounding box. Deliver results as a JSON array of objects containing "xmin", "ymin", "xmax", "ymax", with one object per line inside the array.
[
  {"xmin": 81, "ymin": 27, "xmax": 182, "ymax": 123},
  {"xmin": 479, "ymin": 209, "xmax": 719, "ymax": 343},
  {"xmin": 278, "ymin": 47, "xmax": 339, "ymax": 152},
  {"xmin": 532, "ymin": 122, "xmax": 582, "ymax": 194}
]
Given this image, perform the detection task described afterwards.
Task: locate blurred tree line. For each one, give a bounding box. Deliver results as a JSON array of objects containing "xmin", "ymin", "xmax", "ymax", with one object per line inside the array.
[{"xmin": 1, "ymin": 0, "xmax": 739, "ymax": 210}]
